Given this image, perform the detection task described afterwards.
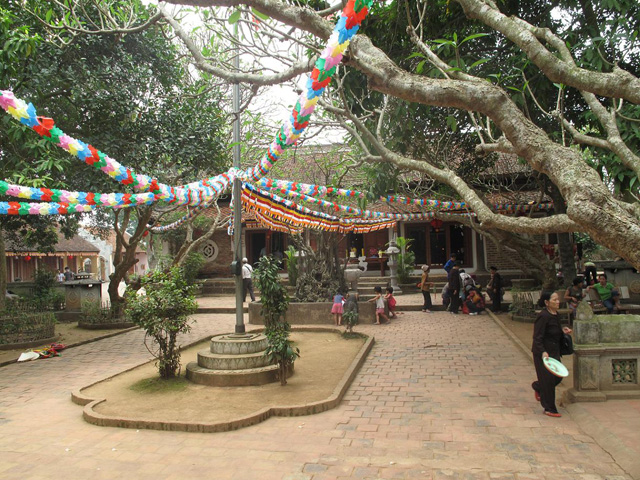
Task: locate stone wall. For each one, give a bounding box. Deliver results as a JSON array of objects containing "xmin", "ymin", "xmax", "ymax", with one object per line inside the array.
[
  {"xmin": 199, "ymin": 230, "xmax": 234, "ymax": 277},
  {"xmin": 249, "ymin": 301, "xmax": 378, "ymax": 326},
  {"xmin": 567, "ymin": 303, "xmax": 640, "ymax": 402}
]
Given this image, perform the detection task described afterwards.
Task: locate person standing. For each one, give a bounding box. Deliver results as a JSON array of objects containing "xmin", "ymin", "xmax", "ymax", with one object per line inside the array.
[
  {"xmin": 63, "ymin": 266, "xmax": 74, "ymax": 282},
  {"xmin": 56, "ymin": 270, "xmax": 65, "ymax": 283},
  {"xmin": 331, "ymin": 292, "xmax": 344, "ymax": 326},
  {"xmin": 583, "ymin": 260, "xmax": 597, "ymax": 286},
  {"xmin": 241, "ymin": 258, "xmax": 256, "ymax": 302},
  {"xmin": 448, "ymin": 264, "xmax": 461, "ymax": 314},
  {"xmin": 443, "ymin": 253, "xmax": 456, "ymax": 274},
  {"xmin": 384, "ymin": 286, "xmax": 398, "ymax": 319},
  {"xmin": 487, "ymin": 266, "xmax": 503, "ymax": 313},
  {"xmin": 368, "ymin": 286, "xmax": 389, "ymax": 325},
  {"xmin": 419, "ymin": 265, "xmax": 433, "ymax": 313},
  {"xmin": 531, "ymin": 291, "xmax": 573, "ymax": 417}
]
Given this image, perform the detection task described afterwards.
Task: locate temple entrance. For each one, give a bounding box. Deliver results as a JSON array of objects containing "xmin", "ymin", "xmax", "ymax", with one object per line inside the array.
[{"xmin": 406, "ymin": 222, "xmax": 472, "ymax": 268}]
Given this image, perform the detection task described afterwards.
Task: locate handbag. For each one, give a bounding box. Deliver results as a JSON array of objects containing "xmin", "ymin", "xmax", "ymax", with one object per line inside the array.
[{"xmin": 560, "ymin": 333, "xmax": 574, "ymax": 356}]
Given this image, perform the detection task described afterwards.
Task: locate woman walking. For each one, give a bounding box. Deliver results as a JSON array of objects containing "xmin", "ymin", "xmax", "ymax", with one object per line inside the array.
[{"xmin": 531, "ymin": 292, "xmax": 572, "ymax": 417}]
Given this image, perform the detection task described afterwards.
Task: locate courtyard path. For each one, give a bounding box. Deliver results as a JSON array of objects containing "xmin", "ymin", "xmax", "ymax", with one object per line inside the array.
[{"xmin": 0, "ymin": 308, "xmax": 632, "ymax": 479}]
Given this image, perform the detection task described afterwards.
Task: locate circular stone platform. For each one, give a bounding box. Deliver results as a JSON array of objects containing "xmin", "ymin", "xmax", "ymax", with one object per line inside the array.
[{"xmin": 186, "ymin": 333, "xmax": 291, "ymax": 386}]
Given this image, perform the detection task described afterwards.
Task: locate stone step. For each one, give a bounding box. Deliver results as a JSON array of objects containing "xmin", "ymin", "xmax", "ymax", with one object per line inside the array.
[
  {"xmin": 186, "ymin": 361, "xmax": 285, "ymax": 387},
  {"xmin": 209, "ymin": 333, "xmax": 268, "ymax": 355},
  {"xmin": 196, "ymin": 349, "xmax": 273, "ymax": 370}
]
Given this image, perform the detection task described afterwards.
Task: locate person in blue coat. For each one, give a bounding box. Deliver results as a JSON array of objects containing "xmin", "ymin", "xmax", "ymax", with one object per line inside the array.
[{"xmin": 443, "ymin": 254, "xmax": 456, "ymax": 273}]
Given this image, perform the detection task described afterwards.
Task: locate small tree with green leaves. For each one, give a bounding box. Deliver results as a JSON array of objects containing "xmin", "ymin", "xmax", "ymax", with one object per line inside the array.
[
  {"xmin": 284, "ymin": 245, "xmax": 298, "ymax": 287},
  {"xmin": 394, "ymin": 237, "xmax": 415, "ymax": 284},
  {"xmin": 253, "ymin": 255, "xmax": 298, "ymax": 385},
  {"xmin": 125, "ymin": 267, "xmax": 197, "ymax": 379}
]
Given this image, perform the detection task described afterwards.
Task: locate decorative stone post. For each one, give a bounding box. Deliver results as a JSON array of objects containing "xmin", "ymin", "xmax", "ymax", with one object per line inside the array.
[
  {"xmin": 386, "ymin": 239, "xmax": 401, "ymax": 294},
  {"xmin": 344, "ymin": 262, "xmax": 362, "ymax": 292}
]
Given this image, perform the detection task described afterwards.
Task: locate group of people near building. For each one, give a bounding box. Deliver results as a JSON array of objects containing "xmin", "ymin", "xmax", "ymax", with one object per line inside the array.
[
  {"xmin": 56, "ymin": 266, "xmax": 75, "ymax": 282},
  {"xmin": 431, "ymin": 254, "xmax": 502, "ymax": 315}
]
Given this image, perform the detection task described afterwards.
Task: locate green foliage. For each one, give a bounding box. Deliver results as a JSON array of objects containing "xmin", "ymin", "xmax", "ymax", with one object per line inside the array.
[
  {"xmin": 253, "ymin": 255, "xmax": 297, "ymax": 385},
  {"xmin": 342, "ymin": 309, "xmax": 358, "ymax": 334},
  {"xmin": 284, "ymin": 245, "xmax": 298, "ymax": 287},
  {"xmin": 181, "ymin": 252, "xmax": 206, "ymax": 286},
  {"xmin": 254, "ymin": 256, "xmax": 290, "ymax": 328},
  {"xmin": 125, "ymin": 267, "xmax": 197, "ymax": 379},
  {"xmin": 29, "ymin": 268, "xmax": 64, "ymax": 310},
  {"xmin": 394, "ymin": 237, "xmax": 415, "ymax": 284},
  {"xmin": 264, "ymin": 323, "xmax": 300, "ymax": 386},
  {"xmin": 32, "ymin": 268, "xmax": 55, "ymax": 297},
  {"xmin": 0, "ymin": 311, "xmax": 55, "ymax": 345},
  {"xmin": 81, "ymin": 300, "xmax": 123, "ymax": 325}
]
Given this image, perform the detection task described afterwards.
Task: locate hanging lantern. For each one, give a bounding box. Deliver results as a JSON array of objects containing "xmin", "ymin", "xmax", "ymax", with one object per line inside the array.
[
  {"xmin": 430, "ymin": 219, "xmax": 444, "ymax": 232},
  {"xmin": 68, "ymin": 255, "xmax": 73, "ymax": 259},
  {"xmin": 25, "ymin": 255, "xmax": 32, "ymax": 261}
]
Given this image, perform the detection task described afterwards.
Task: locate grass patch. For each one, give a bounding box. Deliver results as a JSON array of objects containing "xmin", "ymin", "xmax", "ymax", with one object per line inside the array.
[{"xmin": 129, "ymin": 376, "xmax": 189, "ymax": 394}]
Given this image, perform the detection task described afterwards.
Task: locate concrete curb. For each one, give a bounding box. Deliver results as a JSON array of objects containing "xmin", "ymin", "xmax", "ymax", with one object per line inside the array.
[
  {"xmin": 71, "ymin": 327, "xmax": 374, "ymax": 433},
  {"xmin": 0, "ymin": 326, "xmax": 139, "ymax": 368}
]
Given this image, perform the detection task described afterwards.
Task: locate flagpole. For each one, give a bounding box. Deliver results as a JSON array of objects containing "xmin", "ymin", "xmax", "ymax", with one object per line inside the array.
[{"xmin": 232, "ymin": 20, "xmax": 245, "ymax": 334}]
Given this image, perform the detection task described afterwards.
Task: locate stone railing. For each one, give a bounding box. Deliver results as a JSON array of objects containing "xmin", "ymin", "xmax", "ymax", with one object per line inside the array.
[{"xmin": 567, "ymin": 301, "xmax": 640, "ymax": 401}]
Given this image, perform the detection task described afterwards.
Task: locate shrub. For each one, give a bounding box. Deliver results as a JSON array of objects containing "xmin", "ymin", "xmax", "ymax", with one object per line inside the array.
[
  {"xmin": 81, "ymin": 300, "xmax": 123, "ymax": 325},
  {"xmin": 125, "ymin": 267, "xmax": 197, "ymax": 379},
  {"xmin": 254, "ymin": 255, "xmax": 298, "ymax": 385},
  {"xmin": 181, "ymin": 252, "xmax": 206, "ymax": 286},
  {"xmin": 284, "ymin": 245, "xmax": 298, "ymax": 287},
  {"xmin": 395, "ymin": 237, "xmax": 415, "ymax": 284},
  {"xmin": 0, "ymin": 311, "xmax": 56, "ymax": 345},
  {"xmin": 33, "ymin": 268, "xmax": 56, "ymax": 297},
  {"xmin": 343, "ymin": 309, "xmax": 358, "ymax": 334}
]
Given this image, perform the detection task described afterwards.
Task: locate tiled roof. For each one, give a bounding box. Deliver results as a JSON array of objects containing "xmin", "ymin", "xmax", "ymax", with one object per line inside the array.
[{"xmin": 5, "ymin": 234, "xmax": 99, "ymax": 253}]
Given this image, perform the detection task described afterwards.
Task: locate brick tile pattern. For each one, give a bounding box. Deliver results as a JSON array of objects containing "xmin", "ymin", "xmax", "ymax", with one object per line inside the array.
[{"xmin": 0, "ymin": 310, "xmax": 631, "ymax": 479}]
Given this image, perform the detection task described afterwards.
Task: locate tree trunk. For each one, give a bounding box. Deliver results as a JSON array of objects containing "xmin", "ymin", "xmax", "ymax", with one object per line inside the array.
[
  {"xmin": 171, "ymin": 207, "xmax": 227, "ymax": 268},
  {"xmin": 108, "ymin": 207, "xmax": 153, "ymax": 309},
  {"xmin": 545, "ymin": 182, "xmax": 576, "ymax": 287},
  {"xmin": 557, "ymin": 233, "xmax": 576, "ymax": 287},
  {"xmin": 489, "ymin": 229, "xmax": 558, "ymax": 290}
]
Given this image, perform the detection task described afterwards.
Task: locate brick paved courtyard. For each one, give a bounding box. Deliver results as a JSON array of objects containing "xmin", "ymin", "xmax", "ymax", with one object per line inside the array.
[{"xmin": 0, "ymin": 309, "xmax": 633, "ymax": 479}]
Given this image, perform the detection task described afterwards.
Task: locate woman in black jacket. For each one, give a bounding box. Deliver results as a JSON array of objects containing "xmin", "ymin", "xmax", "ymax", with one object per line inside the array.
[{"xmin": 531, "ymin": 291, "xmax": 572, "ymax": 417}]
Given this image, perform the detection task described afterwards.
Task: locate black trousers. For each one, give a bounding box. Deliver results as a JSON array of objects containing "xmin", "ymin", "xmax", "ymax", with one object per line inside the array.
[
  {"xmin": 532, "ymin": 354, "xmax": 563, "ymax": 413},
  {"xmin": 422, "ymin": 291, "xmax": 432, "ymax": 310},
  {"xmin": 584, "ymin": 266, "xmax": 597, "ymax": 285},
  {"xmin": 449, "ymin": 292, "xmax": 460, "ymax": 313},
  {"xmin": 490, "ymin": 290, "xmax": 502, "ymax": 312},
  {"xmin": 243, "ymin": 278, "xmax": 255, "ymax": 302}
]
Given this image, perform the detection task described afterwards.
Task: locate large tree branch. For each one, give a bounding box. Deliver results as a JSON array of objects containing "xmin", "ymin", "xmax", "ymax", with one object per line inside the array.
[
  {"xmin": 159, "ymin": 6, "xmax": 316, "ymax": 86},
  {"xmin": 164, "ymin": 0, "xmax": 333, "ymax": 39},
  {"xmin": 324, "ymin": 99, "xmax": 581, "ymax": 235},
  {"xmin": 344, "ymin": 37, "xmax": 640, "ymax": 266},
  {"xmin": 455, "ymin": 0, "xmax": 640, "ymax": 104}
]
